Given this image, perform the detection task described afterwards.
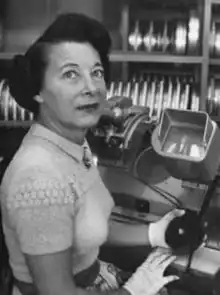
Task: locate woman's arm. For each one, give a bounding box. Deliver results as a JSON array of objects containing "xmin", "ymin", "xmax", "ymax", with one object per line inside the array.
[
  {"xmin": 25, "ymin": 248, "xmax": 129, "ymax": 295},
  {"xmin": 26, "ymin": 246, "xmax": 178, "ymax": 295},
  {"xmin": 107, "ymin": 209, "xmax": 185, "ymax": 248},
  {"xmin": 107, "ymin": 219, "xmax": 150, "ymax": 247}
]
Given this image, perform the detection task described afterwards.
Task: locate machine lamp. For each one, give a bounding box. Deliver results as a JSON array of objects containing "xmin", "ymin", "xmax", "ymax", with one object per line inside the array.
[{"xmin": 151, "ymin": 108, "xmax": 220, "ymax": 184}]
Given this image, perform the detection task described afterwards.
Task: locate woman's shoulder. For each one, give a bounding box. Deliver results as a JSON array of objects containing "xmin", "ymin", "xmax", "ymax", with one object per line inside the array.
[
  {"xmin": 1, "ymin": 142, "xmax": 77, "ymax": 214},
  {"xmin": 1, "ymin": 137, "xmax": 69, "ymax": 197}
]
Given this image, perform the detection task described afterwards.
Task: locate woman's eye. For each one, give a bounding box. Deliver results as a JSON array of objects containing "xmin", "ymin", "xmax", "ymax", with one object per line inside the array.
[
  {"xmin": 92, "ymin": 69, "xmax": 105, "ymax": 79},
  {"xmin": 63, "ymin": 70, "xmax": 79, "ymax": 79}
]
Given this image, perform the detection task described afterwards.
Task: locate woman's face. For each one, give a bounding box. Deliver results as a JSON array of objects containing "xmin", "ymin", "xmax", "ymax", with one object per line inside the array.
[{"xmin": 38, "ymin": 42, "xmax": 107, "ymax": 129}]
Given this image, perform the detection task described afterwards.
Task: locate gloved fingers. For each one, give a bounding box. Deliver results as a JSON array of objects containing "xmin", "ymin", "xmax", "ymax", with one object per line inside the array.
[
  {"xmin": 145, "ymin": 248, "xmax": 167, "ymax": 264},
  {"xmin": 142, "ymin": 251, "xmax": 174, "ymax": 274},
  {"xmin": 163, "ymin": 209, "xmax": 185, "ymax": 223},
  {"xmin": 154, "ymin": 253, "xmax": 175, "ymax": 269},
  {"xmin": 146, "ymin": 254, "xmax": 175, "ymax": 274},
  {"xmin": 157, "ymin": 247, "xmax": 172, "ymax": 255},
  {"xmin": 163, "ymin": 274, "xmax": 179, "ymax": 285},
  {"xmin": 160, "ymin": 255, "xmax": 176, "ymax": 272}
]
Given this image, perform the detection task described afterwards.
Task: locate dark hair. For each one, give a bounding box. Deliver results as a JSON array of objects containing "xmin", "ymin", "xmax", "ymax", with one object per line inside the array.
[{"xmin": 7, "ymin": 13, "xmax": 112, "ymax": 114}]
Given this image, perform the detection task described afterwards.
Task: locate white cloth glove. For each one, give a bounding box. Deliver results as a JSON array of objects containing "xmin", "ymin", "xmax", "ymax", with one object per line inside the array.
[
  {"xmin": 148, "ymin": 209, "xmax": 185, "ymax": 248},
  {"xmin": 123, "ymin": 248, "xmax": 179, "ymax": 295}
]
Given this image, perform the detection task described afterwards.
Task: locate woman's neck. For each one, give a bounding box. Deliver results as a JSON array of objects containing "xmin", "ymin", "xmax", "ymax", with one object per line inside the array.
[{"xmin": 37, "ymin": 116, "xmax": 87, "ymax": 146}]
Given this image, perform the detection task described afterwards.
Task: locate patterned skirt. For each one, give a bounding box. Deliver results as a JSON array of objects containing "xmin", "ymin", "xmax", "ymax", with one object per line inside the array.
[
  {"xmin": 88, "ymin": 261, "xmax": 169, "ymax": 295},
  {"xmin": 12, "ymin": 260, "xmax": 169, "ymax": 295}
]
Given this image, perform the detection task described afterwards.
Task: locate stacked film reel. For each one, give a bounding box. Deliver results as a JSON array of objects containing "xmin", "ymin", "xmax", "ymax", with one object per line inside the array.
[
  {"xmin": 0, "ymin": 77, "xmax": 200, "ymax": 124},
  {"xmin": 0, "ymin": 80, "xmax": 34, "ymax": 122},
  {"xmin": 207, "ymin": 76, "xmax": 220, "ymax": 116},
  {"xmin": 128, "ymin": 11, "xmax": 200, "ymax": 55},
  {"xmin": 107, "ymin": 76, "xmax": 199, "ymax": 121}
]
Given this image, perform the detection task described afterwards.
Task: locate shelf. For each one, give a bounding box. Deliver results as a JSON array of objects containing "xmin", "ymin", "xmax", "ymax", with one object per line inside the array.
[
  {"xmin": 131, "ymin": 10, "xmax": 187, "ymax": 21},
  {"xmin": 0, "ymin": 51, "xmax": 204, "ymax": 64},
  {"xmin": 210, "ymin": 58, "xmax": 220, "ymax": 65},
  {"xmin": 110, "ymin": 51, "xmax": 203, "ymax": 64},
  {"xmin": 211, "ymin": 0, "xmax": 220, "ymax": 4},
  {"xmin": 0, "ymin": 121, "xmax": 32, "ymax": 128}
]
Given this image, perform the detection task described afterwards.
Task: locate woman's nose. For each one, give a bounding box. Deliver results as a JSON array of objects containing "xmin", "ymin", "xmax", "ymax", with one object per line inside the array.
[{"xmin": 83, "ymin": 76, "xmax": 97, "ymax": 93}]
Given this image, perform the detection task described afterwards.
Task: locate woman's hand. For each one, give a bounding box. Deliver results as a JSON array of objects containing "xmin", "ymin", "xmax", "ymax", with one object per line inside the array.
[
  {"xmin": 148, "ymin": 209, "xmax": 185, "ymax": 248},
  {"xmin": 123, "ymin": 248, "xmax": 179, "ymax": 295}
]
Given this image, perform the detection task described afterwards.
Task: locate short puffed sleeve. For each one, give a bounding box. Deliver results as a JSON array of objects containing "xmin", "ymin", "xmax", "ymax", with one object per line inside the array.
[{"xmin": 6, "ymin": 166, "xmax": 78, "ymax": 255}]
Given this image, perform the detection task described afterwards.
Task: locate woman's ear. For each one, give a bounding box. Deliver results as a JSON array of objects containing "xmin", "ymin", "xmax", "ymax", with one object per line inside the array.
[{"xmin": 33, "ymin": 94, "xmax": 44, "ymax": 104}]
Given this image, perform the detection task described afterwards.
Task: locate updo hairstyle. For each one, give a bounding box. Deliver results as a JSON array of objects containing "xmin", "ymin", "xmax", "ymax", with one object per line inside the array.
[{"xmin": 7, "ymin": 13, "xmax": 112, "ymax": 115}]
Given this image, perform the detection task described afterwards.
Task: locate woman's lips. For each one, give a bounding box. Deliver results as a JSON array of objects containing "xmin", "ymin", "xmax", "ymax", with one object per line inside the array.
[{"xmin": 77, "ymin": 102, "xmax": 100, "ymax": 112}]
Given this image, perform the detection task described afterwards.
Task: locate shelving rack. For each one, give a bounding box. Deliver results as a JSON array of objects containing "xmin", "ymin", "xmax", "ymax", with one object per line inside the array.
[
  {"xmin": 108, "ymin": 0, "xmax": 220, "ymax": 119},
  {"xmin": 0, "ymin": 0, "xmax": 220, "ymax": 125},
  {"xmin": 107, "ymin": 0, "xmax": 218, "ymax": 113}
]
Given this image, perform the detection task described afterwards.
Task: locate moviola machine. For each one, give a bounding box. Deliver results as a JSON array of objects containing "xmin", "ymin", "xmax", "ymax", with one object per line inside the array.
[{"xmin": 87, "ymin": 97, "xmax": 220, "ymax": 295}]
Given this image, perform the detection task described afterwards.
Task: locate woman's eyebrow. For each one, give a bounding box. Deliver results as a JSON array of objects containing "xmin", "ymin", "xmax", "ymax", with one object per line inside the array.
[
  {"xmin": 93, "ymin": 62, "xmax": 103, "ymax": 68},
  {"xmin": 59, "ymin": 62, "xmax": 103, "ymax": 70},
  {"xmin": 60, "ymin": 62, "xmax": 79, "ymax": 70}
]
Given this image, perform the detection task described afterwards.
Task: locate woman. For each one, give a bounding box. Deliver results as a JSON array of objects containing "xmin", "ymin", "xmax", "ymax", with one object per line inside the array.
[{"xmin": 0, "ymin": 13, "xmax": 182, "ymax": 295}]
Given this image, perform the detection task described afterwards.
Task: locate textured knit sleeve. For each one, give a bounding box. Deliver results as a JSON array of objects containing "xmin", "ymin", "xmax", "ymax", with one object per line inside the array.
[{"xmin": 6, "ymin": 166, "xmax": 77, "ymax": 255}]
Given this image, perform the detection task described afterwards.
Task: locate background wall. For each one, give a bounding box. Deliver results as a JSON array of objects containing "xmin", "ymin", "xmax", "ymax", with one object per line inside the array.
[{"xmin": 1, "ymin": 0, "xmax": 122, "ymax": 52}]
